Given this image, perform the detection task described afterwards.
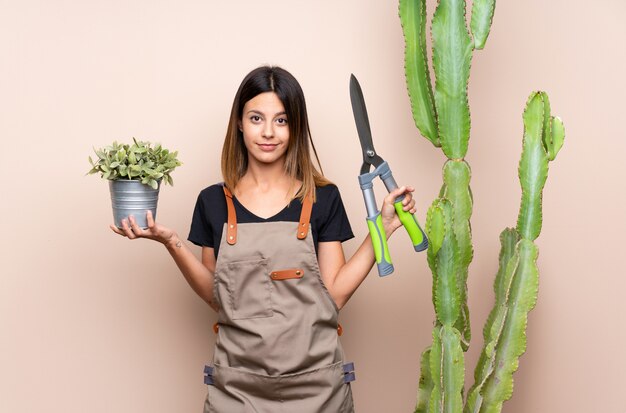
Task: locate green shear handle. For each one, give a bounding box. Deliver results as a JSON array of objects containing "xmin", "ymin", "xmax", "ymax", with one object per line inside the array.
[
  {"xmin": 366, "ymin": 212, "xmax": 394, "ymax": 276},
  {"xmin": 380, "ymin": 163, "xmax": 428, "ymax": 252},
  {"xmin": 359, "ymin": 161, "xmax": 428, "ymax": 277},
  {"xmin": 394, "ymin": 198, "xmax": 428, "ymax": 251}
]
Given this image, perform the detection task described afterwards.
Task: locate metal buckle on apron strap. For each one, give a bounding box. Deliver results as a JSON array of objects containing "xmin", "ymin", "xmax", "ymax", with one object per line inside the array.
[
  {"xmin": 203, "ymin": 365, "xmax": 214, "ymax": 385},
  {"xmin": 343, "ymin": 362, "xmax": 356, "ymax": 383}
]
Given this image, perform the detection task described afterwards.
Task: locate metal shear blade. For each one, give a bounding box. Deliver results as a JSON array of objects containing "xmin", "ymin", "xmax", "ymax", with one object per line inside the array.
[{"xmin": 350, "ymin": 74, "xmax": 384, "ymax": 174}]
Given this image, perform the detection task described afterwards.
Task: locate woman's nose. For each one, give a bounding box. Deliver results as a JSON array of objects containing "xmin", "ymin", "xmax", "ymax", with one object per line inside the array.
[{"xmin": 262, "ymin": 123, "xmax": 274, "ymax": 138}]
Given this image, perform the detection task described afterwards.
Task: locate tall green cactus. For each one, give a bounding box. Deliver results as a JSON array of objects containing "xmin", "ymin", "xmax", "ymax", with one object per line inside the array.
[
  {"xmin": 464, "ymin": 92, "xmax": 564, "ymax": 413},
  {"xmin": 399, "ymin": 1, "xmax": 564, "ymax": 412}
]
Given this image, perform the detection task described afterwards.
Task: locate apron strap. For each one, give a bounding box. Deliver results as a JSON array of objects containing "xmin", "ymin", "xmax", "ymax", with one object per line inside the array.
[
  {"xmin": 297, "ymin": 193, "xmax": 313, "ymax": 240},
  {"xmin": 222, "ymin": 185, "xmax": 237, "ymax": 245},
  {"xmin": 224, "ymin": 184, "xmax": 311, "ymax": 243}
]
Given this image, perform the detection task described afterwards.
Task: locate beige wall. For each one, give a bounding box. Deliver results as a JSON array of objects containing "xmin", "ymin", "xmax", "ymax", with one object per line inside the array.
[{"xmin": 2, "ymin": 0, "xmax": 625, "ymax": 412}]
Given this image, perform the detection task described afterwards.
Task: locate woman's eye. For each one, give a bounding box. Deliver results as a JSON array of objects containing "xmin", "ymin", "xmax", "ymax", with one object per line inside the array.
[
  {"xmin": 276, "ymin": 118, "xmax": 288, "ymax": 125},
  {"xmin": 250, "ymin": 115, "xmax": 261, "ymax": 122}
]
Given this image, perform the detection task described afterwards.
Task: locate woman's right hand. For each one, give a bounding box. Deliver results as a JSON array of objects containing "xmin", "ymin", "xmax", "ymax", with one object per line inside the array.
[{"xmin": 110, "ymin": 210, "xmax": 176, "ymax": 245}]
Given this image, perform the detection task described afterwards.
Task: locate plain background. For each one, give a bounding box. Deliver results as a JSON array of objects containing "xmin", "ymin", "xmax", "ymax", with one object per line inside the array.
[{"xmin": 2, "ymin": 0, "xmax": 625, "ymax": 412}]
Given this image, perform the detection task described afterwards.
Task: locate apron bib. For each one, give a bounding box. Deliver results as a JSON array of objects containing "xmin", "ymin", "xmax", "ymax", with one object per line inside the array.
[{"xmin": 203, "ymin": 186, "xmax": 355, "ymax": 413}]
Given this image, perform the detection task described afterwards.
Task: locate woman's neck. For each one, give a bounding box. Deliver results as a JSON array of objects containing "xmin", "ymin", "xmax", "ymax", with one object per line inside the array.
[
  {"xmin": 235, "ymin": 162, "xmax": 302, "ymax": 219},
  {"xmin": 236, "ymin": 160, "xmax": 298, "ymax": 198},
  {"xmin": 241, "ymin": 159, "xmax": 288, "ymax": 190}
]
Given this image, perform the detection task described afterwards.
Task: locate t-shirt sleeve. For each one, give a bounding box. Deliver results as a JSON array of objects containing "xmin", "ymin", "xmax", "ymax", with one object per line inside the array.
[
  {"xmin": 188, "ymin": 191, "xmax": 214, "ymax": 248},
  {"xmin": 317, "ymin": 185, "xmax": 354, "ymax": 243}
]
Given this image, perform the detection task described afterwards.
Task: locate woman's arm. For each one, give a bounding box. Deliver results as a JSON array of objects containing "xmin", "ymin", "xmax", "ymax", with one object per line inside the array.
[
  {"xmin": 163, "ymin": 236, "xmax": 219, "ymax": 312},
  {"xmin": 317, "ymin": 186, "xmax": 416, "ymax": 310},
  {"xmin": 110, "ymin": 211, "xmax": 219, "ymax": 312}
]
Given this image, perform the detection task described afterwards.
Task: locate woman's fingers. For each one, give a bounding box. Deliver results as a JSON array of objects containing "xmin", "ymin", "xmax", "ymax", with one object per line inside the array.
[
  {"xmin": 402, "ymin": 195, "xmax": 413, "ymax": 207},
  {"xmin": 128, "ymin": 215, "xmax": 145, "ymax": 237},
  {"xmin": 110, "ymin": 224, "xmax": 125, "ymax": 236},
  {"xmin": 110, "ymin": 212, "xmax": 165, "ymax": 242},
  {"xmin": 146, "ymin": 210, "xmax": 155, "ymax": 229},
  {"xmin": 385, "ymin": 186, "xmax": 407, "ymax": 205},
  {"xmin": 119, "ymin": 219, "xmax": 132, "ymax": 238},
  {"xmin": 119, "ymin": 217, "xmax": 138, "ymax": 239},
  {"xmin": 385, "ymin": 186, "xmax": 416, "ymax": 207}
]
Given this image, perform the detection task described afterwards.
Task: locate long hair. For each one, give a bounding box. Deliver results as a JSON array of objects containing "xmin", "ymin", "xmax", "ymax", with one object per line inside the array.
[{"xmin": 221, "ymin": 66, "xmax": 331, "ymax": 202}]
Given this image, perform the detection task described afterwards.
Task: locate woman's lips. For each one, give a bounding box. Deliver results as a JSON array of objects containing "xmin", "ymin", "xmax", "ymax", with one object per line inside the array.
[{"xmin": 258, "ymin": 143, "xmax": 278, "ymax": 152}]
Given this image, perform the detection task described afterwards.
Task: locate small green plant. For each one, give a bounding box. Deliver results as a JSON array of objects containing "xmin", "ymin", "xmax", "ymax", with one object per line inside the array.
[{"xmin": 87, "ymin": 137, "xmax": 182, "ymax": 189}]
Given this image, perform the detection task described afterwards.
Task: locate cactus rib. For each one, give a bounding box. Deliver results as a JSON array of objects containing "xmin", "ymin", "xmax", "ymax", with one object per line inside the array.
[
  {"xmin": 464, "ymin": 228, "xmax": 521, "ymax": 413},
  {"xmin": 415, "ymin": 347, "xmax": 435, "ymax": 413},
  {"xmin": 430, "ymin": 325, "xmax": 465, "ymax": 412},
  {"xmin": 476, "ymin": 239, "xmax": 540, "ymax": 412},
  {"xmin": 400, "ymin": 0, "xmax": 439, "ymax": 146},
  {"xmin": 433, "ymin": 200, "xmax": 461, "ymax": 326},
  {"xmin": 470, "ymin": 0, "xmax": 496, "ymax": 50},
  {"xmin": 517, "ymin": 92, "xmax": 550, "ymax": 241},
  {"xmin": 441, "ymin": 160, "xmax": 473, "ymax": 348},
  {"xmin": 431, "ymin": 0, "xmax": 473, "ymax": 159}
]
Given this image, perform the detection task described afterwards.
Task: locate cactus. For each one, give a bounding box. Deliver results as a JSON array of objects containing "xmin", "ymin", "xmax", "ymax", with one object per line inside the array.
[
  {"xmin": 399, "ymin": 1, "xmax": 565, "ymax": 412},
  {"xmin": 464, "ymin": 92, "xmax": 564, "ymax": 413}
]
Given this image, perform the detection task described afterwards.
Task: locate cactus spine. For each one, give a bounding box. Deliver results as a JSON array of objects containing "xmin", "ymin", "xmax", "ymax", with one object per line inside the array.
[{"xmin": 399, "ymin": 0, "xmax": 564, "ymax": 412}]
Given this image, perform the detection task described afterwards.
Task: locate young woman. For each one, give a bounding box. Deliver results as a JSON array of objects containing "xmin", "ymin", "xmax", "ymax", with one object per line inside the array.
[{"xmin": 111, "ymin": 66, "xmax": 416, "ymax": 413}]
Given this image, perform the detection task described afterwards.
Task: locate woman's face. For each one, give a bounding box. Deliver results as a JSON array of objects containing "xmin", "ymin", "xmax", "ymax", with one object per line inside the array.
[{"xmin": 238, "ymin": 92, "xmax": 290, "ymax": 166}]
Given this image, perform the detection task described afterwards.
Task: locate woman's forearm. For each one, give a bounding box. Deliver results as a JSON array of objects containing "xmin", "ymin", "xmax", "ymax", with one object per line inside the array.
[
  {"xmin": 330, "ymin": 186, "xmax": 416, "ymax": 308},
  {"xmin": 163, "ymin": 233, "xmax": 218, "ymax": 311},
  {"xmin": 330, "ymin": 235, "xmax": 376, "ymax": 309},
  {"xmin": 330, "ymin": 221, "xmax": 399, "ymax": 309}
]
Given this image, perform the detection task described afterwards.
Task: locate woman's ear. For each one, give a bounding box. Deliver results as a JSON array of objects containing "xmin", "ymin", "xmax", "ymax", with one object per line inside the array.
[{"xmin": 237, "ymin": 119, "xmax": 243, "ymax": 132}]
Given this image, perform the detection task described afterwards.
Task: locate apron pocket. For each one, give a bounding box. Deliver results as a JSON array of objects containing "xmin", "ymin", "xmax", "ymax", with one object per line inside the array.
[
  {"xmin": 206, "ymin": 362, "xmax": 354, "ymax": 413},
  {"xmin": 279, "ymin": 361, "xmax": 355, "ymax": 413},
  {"xmin": 223, "ymin": 257, "xmax": 273, "ymax": 320}
]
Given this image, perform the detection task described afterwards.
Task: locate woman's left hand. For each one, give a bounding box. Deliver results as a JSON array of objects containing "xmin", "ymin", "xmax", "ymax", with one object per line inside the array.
[{"xmin": 380, "ymin": 185, "xmax": 416, "ymax": 238}]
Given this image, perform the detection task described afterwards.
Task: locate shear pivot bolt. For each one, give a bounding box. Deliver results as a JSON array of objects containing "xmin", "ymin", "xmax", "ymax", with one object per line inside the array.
[{"xmin": 367, "ymin": 150, "xmax": 375, "ymax": 157}]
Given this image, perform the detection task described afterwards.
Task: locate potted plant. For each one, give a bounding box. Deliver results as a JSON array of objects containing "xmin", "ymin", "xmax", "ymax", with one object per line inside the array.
[{"xmin": 87, "ymin": 137, "xmax": 182, "ymax": 229}]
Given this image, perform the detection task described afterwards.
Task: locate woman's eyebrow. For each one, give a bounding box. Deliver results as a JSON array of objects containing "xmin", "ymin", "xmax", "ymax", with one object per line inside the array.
[{"xmin": 246, "ymin": 109, "xmax": 287, "ymax": 117}]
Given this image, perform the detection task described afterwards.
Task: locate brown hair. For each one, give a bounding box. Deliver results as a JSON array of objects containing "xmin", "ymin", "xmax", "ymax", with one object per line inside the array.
[{"xmin": 221, "ymin": 66, "xmax": 331, "ymax": 202}]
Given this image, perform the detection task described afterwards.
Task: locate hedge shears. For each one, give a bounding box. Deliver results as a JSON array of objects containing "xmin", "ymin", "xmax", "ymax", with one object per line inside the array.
[{"xmin": 349, "ymin": 74, "xmax": 428, "ymax": 276}]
